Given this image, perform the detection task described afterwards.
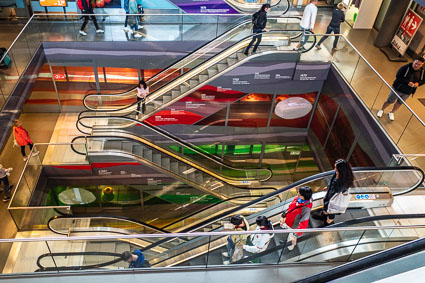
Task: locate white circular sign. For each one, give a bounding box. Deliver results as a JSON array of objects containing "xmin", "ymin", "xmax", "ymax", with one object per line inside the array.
[{"xmin": 274, "ymin": 97, "xmax": 312, "ymax": 119}]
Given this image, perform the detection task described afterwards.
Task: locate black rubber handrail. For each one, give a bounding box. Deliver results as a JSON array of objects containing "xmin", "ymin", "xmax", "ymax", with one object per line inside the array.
[
  {"xmin": 294, "ymin": 233, "xmax": 425, "ymax": 282},
  {"xmin": 78, "ymin": 27, "xmax": 311, "ymax": 120},
  {"xmin": 36, "ymin": 252, "xmax": 123, "ymax": 272},
  {"xmin": 70, "ymin": 134, "xmax": 276, "ymax": 184},
  {"xmin": 138, "ymin": 166, "xmax": 424, "ymax": 252}
]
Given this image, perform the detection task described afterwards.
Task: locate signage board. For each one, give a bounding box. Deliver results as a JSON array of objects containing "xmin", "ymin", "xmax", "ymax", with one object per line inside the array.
[
  {"xmin": 391, "ymin": 9, "xmax": 423, "ymax": 55},
  {"xmin": 39, "ymin": 0, "xmax": 67, "ymax": 7}
]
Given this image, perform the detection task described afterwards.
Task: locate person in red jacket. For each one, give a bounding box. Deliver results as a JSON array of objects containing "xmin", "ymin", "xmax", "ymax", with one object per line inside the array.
[
  {"xmin": 77, "ymin": 0, "xmax": 104, "ymax": 36},
  {"xmin": 13, "ymin": 120, "xmax": 39, "ymax": 161},
  {"xmin": 280, "ymin": 186, "xmax": 313, "ymax": 251}
]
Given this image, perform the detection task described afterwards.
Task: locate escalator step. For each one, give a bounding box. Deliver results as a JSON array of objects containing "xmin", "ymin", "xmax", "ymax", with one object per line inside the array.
[
  {"xmin": 146, "ymin": 104, "xmax": 154, "ymax": 113},
  {"xmin": 187, "ymin": 172, "xmax": 196, "ymax": 181},
  {"xmin": 180, "ymin": 85, "xmax": 189, "ymax": 93},
  {"xmin": 217, "ymin": 63, "xmax": 228, "ymax": 72},
  {"xmin": 198, "ymin": 74, "xmax": 209, "ymax": 83},
  {"xmin": 237, "ymin": 52, "xmax": 247, "ymax": 60},
  {"xmin": 195, "ymin": 172, "xmax": 203, "ymax": 184},
  {"xmin": 226, "ymin": 58, "xmax": 237, "ymax": 66},
  {"xmin": 171, "ymin": 90, "xmax": 181, "ymax": 99},
  {"xmin": 161, "ymin": 157, "xmax": 171, "ymax": 170},
  {"xmin": 228, "ymin": 53, "xmax": 238, "ymax": 59},
  {"xmin": 103, "ymin": 140, "xmax": 122, "ymax": 151},
  {"xmin": 162, "ymin": 94, "xmax": 172, "ymax": 104},
  {"xmin": 132, "ymin": 144, "xmax": 143, "ymax": 156},
  {"xmin": 122, "ymin": 142, "xmax": 133, "ymax": 153},
  {"xmin": 143, "ymin": 149, "xmax": 153, "ymax": 161},
  {"xmin": 189, "ymin": 79, "xmax": 199, "ymax": 88},
  {"xmin": 152, "ymin": 153, "xmax": 161, "ymax": 165},
  {"xmin": 207, "ymin": 68, "xmax": 218, "ymax": 77},
  {"xmin": 170, "ymin": 161, "xmax": 179, "ymax": 173}
]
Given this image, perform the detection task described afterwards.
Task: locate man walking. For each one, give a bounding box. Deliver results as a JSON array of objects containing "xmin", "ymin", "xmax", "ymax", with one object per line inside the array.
[
  {"xmin": 377, "ymin": 57, "xmax": 425, "ymax": 121},
  {"xmin": 77, "ymin": 0, "xmax": 104, "ymax": 36},
  {"xmin": 315, "ymin": 2, "xmax": 345, "ymax": 51},
  {"xmin": 244, "ymin": 4, "xmax": 271, "ymax": 55},
  {"xmin": 294, "ymin": 0, "xmax": 318, "ymax": 51}
]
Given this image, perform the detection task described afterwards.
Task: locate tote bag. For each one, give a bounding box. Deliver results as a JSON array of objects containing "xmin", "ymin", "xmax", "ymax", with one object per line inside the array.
[{"xmin": 327, "ymin": 191, "xmax": 351, "ymax": 214}]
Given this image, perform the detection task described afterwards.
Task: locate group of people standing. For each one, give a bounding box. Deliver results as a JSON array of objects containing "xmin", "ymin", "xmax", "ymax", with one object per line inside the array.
[{"xmin": 223, "ymin": 159, "xmax": 354, "ymax": 263}]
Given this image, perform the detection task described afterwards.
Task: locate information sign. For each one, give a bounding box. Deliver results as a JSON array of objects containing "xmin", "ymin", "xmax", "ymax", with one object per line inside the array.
[
  {"xmin": 39, "ymin": 0, "xmax": 67, "ymax": 7},
  {"xmin": 391, "ymin": 9, "xmax": 423, "ymax": 56}
]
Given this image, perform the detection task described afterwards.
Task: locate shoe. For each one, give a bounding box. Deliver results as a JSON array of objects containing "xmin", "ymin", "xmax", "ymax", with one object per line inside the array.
[
  {"xmin": 292, "ymin": 47, "xmax": 299, "ymax": 51},
  {"xmin": 134, "ymin": 33, "xmax": 142, "ymax": 38},
  {"xmin": 319, "ymin": 221, "xmax": 334, "ymax": 228},
  {"xmin": 312, "ymin": 213, "xmax": 326, "ymax": 221},
  {"xmin": 32, "ymin": 151, "xmax": 40, "ymax": 156},
  {"xmin": 377, "ymin": 109, "xmax": 384, "ymax": 118},
  {"xmin": 315, "ymin": 45, "xmax": 321, "ymax": 49},
  {"xmin": 23, "ymin": 156, "xmax": 28, "ymax": 162},
  {"xmin": 388, "ymin": 112, "xmax": 395, "ymax": 121},
  {"xmin": 243, "ymin": 51, "xmax": 248, "ymax": 56},
  {"xmin": 332, "ymin": 47, "xmax": 340, "ymax": 51},
  {"xmin": 96, "ymin": 29, "xmax": 104, "ymax": 34},
  {"xmin": 123, "ymin": 27, "xmax": 131, "ymax": 32},
  {"xmin": 138, "ymin": 25, "xmax": 144, "ymax": 30},
  {"xmin": 222, "ymin": 252, "xmax": 229, "ymax": 257},
  {"xmin": 79, "ymin": 30, "xmax": 87, "ymax": 36},
  {"xmin": 3, "ymin": 196, "xmax": 11, "ymax": 202},
  {"xmin": 287, "ymin": 244, "xmax": 295, "ymax": 251},
  {"xmin": 223, "ymin": 260, "xmax": 230, "ymax": 265}
]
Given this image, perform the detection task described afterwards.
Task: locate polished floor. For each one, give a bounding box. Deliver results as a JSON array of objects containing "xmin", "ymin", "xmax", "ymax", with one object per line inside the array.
[{"xmin": 1, "ymin": 6, "xmax": 425, "ymax": 273}]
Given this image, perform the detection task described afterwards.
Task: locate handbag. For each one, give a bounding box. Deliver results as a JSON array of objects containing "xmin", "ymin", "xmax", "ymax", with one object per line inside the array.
[{"xmin": 327, "ymin": 191, "xmax": 351, "ymax": 214}]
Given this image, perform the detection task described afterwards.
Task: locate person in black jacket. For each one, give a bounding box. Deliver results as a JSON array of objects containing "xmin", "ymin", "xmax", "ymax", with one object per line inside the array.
[
  {"xmin": 78, "ymin": 0, "xmax": 104, "ymax": 36},
  {"xmin": 315, "ymin": 3, "xmax": 345, "ymax": 50},
  {"xmin": 314, "ymin": 159, "xmax": 353, "ymax": 226},
  {"xmin": 377, "ymin": 57, "xmax": 425, "ymax": 121},
  {"xmin": 244, "ymin": 4, "xmax": 270, "ymax": 55}
]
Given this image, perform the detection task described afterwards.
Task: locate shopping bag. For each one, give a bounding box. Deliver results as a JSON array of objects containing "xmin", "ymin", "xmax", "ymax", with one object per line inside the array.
[{"xmin": 327, "ymin": 191, "xmax": 351, "ymax": 214}]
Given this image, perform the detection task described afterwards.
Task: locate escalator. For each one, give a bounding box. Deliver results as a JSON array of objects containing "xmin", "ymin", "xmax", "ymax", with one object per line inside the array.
[{"xmin": 36, "ymin": 166, "xmax": 424, "ymax": 271}]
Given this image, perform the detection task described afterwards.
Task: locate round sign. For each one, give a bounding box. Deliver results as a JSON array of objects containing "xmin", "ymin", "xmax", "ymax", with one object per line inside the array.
[{"xmin": 274, "ymin": 97, "xmax": 312, "ymax": 119}]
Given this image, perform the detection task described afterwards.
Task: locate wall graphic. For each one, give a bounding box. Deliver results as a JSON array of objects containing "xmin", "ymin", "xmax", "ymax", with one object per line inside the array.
[{"xmin": 168, "ymin": 0, "xmax": 239, "ymax": 14}]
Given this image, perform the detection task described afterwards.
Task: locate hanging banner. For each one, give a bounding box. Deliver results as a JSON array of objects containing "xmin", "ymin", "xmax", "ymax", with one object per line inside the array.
[{"xmin": 391, "ymin": 9, "xmax": 423, "ymax": 56}]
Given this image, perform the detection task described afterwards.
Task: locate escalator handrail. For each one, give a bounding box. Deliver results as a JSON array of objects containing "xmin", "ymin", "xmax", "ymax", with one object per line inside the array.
[
  {"xmin": 36, "ymin": 251, "xmax": 123, "ymax": 272},
  {"xmin": 77, "ymin": 116, "xmax": 273, "ymax": 182},
  {"xmin": 71, "ymin": 133, "xmax": 274, "ymax": 184},
  {"xmin": 78, "ymin": 27, "xmax": 309, "ymax": 118},
  {"xmin": 48, "ymin": 214, "xmax": 171, "ymax": 236},
  {"xmin": 137, "ymin": 166, "xmax": 424, "ymax": 252},
  {"xmin": 81, "ymin": 14, "xmax": 301, "ymax": 109},
  {"xmin": 294, "ymin": 233, "xmax": 425, "ymax": 283},
  {"xmin": 235, "ymin": 213, "xmax": 425, "ymax": 265}
]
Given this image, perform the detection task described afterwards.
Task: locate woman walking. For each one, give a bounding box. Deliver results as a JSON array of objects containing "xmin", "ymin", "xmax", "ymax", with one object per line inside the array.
[{"xmin": 244, "ymin": 4, "xmax": 270, "ymax": 55}]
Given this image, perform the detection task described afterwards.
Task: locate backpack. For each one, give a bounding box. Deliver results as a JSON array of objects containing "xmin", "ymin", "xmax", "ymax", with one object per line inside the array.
[{"xmin": 252, "ymin": 11, "xmax": 261, "ymax": 28}]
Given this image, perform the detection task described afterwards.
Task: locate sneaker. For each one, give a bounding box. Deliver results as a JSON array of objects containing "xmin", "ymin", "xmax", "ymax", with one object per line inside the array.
[
  {"xmin": 377, "ymin": 109, "xmax": 384, "ymax": 118},
  {"xmin": 388, "ymin": 112, "xmax": 395, "ymax": 121},
  {"xmin": 223, "ymin": 260, "xmax": 230, "ymax": 265},
  {"xmin": 287, "ymin": 244, "xmax": 295, "ymax": 251},
  {"xmin": 79, "ymin": 30, "xmax": 87, "ymax": 36},
  {"xmin": 3, "ymin": 196, "xmax": 11, "ymax": 202},
  {"xmin": 243, "ymin": 51, "xmax": 248, "ymax": 56},
  {"xmin": 332, "ymin": 47, "xmax": 340, "ymax": 51},
  {"xmin": 315, "ymin": 45, "xmax": 321, "ymax": 49},
  {"xmin": 96, "ymin": 29, "xmax": 104, "ymax": 34},
  {"xmin": 138, "ymin": 25, "xmax": 144, "ymax": 30},
  {"xmin": 23, "ymin": 156, "xmax": 28, "ymax": 162},
  {"xmin": 32, "ymin": 151, "xmax": 40, "ymax": 156},
  {"xmin": 134, "ymin": 33, "xmax": 142, "ymax": 38},
  {"xmin": 123, "ymin": 27, "xmax": 131, "ymax": 32},
  {"xmin": 222, "ymin": 252, "xmax": 229, "ymax": 258},
  {"xmin": 292, "ymin": 47, "xmax": 299, "ymax": 51}
]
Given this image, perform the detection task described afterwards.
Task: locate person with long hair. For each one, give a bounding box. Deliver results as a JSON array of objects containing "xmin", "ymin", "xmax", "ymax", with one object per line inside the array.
[
  {"xmin": 244, "ymin": 3, "xmax": 271, "ymax": 55},
  {"xmin": 317, "ymin": 159, "xmax": 354, "ymax": 225},
  {"xmin": 136, "ymin": 79, "xmax": 149, "ymax": 118},
  {"xmin": 243, "ymin": 215, "xmax": 274, "ymax": 254}
]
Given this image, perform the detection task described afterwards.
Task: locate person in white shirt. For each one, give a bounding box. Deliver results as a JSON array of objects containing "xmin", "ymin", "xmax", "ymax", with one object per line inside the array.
[
  {"xmin": 294, "ymin": 0, "xmax": 318, "ymax": 51},
  {"xmin": 136, "ymin": 79, "xmax": 149, "ymax": 117}
]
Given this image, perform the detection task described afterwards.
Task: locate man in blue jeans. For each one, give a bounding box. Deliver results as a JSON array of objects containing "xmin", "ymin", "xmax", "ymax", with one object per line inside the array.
[
  {"xmin": 294, "ymin": 0, "xmax": 318, "ymax": 51},
  {"xmin": 315, "ymin": 2, "xmax": 345, "ymax": 51}
]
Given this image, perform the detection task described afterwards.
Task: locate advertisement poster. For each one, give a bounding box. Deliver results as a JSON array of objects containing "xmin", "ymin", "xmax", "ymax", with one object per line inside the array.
[
  {"xmin": 169, "ymin": 0, "xmax": 238, "ymax": 14},
  {"xmin": 39, "ymin": 0, "xmax": 67, "ymax": 7},
  {"xmin": 391, "ymin": 9, "xmax": 423, "ymax": 56}
]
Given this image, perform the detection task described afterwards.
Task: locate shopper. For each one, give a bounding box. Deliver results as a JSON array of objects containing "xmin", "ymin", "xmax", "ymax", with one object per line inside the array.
[
  {"xmin": 377, "ymin": 57, "xmax": 425, "ymax": 121},
  {"xmin": 223, "ymin": 214, "xmax": 250, "ymax": 264},
  {"xmin": 121, "ymin": 250, "xmax": 151, "ymax": 268},
  {"xmin": 13, "ymin": 120, "xmax": 39, "ymax": 161},
  {"xmin": 315, "ymin": 2, "xmax": 345, "ymax": 51},
  {"xmin": 280, "ymin": 186, "xmax": 313, "ymax": 250},
  {"xmin": 243, "ymin": 215, "xmax": 274, "ymax": 254},
  {"xmin": 294, "ymin": 0, "xmax": 318, "ymax": 51},
  {"xmin": 77, "ymin": 0, "xmax": 104, "ymax": 36},
  {"xmin": 314, "ymin": 159, "xmax": 353, "ymax": 226},
  {"xmin": 244, "ymin": 3, "xmax": 271, "ymax": 55},
  {"xmin": 0, "ymin": 164, "xmax": 13, "ymax": 202},
  {"xmin": 128, "ymin": 0, "xmax": 142, "ymax": 38},
  {"xmin": 136, "ymin": 79, "xmax": 149, "ymax": 117}
]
